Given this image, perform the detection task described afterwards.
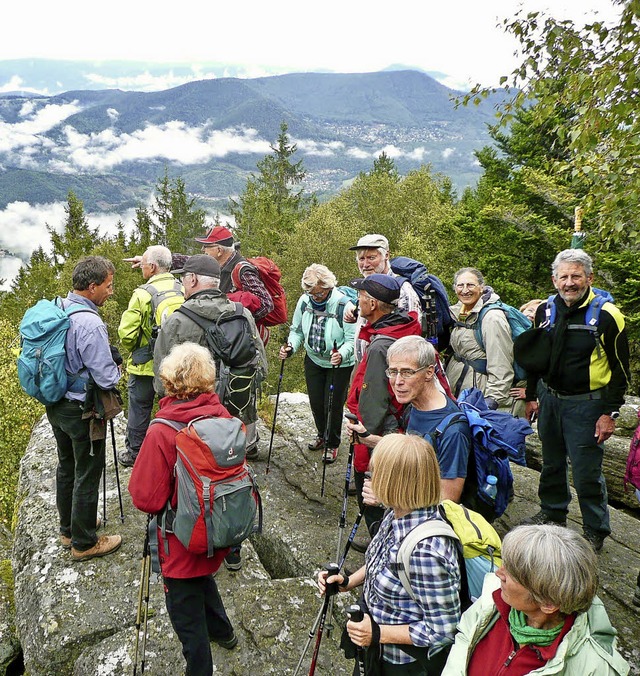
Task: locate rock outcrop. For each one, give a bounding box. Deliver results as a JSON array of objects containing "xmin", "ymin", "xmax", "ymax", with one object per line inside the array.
[{"xmin": 7, "ymin": 393, "xmax": 640, "ymax": 675}]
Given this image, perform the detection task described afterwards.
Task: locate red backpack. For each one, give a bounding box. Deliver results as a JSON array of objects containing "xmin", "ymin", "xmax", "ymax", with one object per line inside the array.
[
  {"xmin": 232, "ymin": 257, "xmax": 288, "ymax": 326},
  {"xmin": 624, "ymin": 410, "xmax": 640, "ymax": 494},
  {"xmin": 151, "ymin": 415, "xmax": 262, "ymax": 555}
]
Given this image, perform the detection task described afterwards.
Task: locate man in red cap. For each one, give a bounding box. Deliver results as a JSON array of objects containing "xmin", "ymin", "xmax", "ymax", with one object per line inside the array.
[{"xmin": 195, "ymin": 226, "xmax": 274, "ymax": 345}]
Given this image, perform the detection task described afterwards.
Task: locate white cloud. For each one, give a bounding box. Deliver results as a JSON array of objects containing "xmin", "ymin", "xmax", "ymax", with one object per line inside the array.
[
  {"xmin": 293, "ymin": 138, "xmax": 344, "ymax": 157},
  {"xmin": 442, "ymin": 147, "xmax": 455, "ymax": 159},
  {"xmin": 106, "ymin": 108, "xmax": 119, "ymax": 121},
  {"xmin": 0, "ymin": 102, "xmax": 81, "ymax": 153}
]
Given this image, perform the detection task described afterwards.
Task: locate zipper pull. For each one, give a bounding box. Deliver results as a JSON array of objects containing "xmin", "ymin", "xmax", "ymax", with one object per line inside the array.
[{"xmin": 504, "ymin": 650, "xmax": 517, "ymax": 667}]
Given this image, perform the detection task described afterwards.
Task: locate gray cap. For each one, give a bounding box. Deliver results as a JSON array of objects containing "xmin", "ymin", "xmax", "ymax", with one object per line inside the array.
[
  {"xmin": 348, "ymin": 234, "xmax": 389, "ymax": 251},
  {"xmin": 172, "ymin": 254, "xmax": 221, "ymax": 278}
]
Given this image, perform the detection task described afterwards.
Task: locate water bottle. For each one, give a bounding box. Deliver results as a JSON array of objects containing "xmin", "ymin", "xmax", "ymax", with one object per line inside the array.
[{"xmin": 482, "ymin": 475, "xmax": 498, "ymax": 501}]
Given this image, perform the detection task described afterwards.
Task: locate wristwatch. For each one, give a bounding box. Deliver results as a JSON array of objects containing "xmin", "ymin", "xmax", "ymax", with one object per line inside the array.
[{"xmin": 607, "ymin": 411, "xmax": 620, "ymax": 420}]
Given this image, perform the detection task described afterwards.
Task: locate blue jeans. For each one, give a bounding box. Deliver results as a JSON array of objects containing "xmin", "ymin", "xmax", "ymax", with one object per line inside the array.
[
  {"xmin": 46, "ymin": 398, "xmax": 104, "ymax": 551},
  {"xmin": 537, "ymin": 382, "xmax": 610, "ymax": 536}
]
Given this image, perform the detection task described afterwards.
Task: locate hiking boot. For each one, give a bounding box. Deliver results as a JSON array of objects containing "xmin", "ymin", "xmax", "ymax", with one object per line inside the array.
[
  {"xmin": 245, "ymin": 444, "xmax": 259, "ymax": 460},
  {"xmin": 60, "ymin": 516, "xmax": 103, "ymax": 549},
  {"xmin": 350, "ymin": 535, "xmax": 370, "ymax": 554},
  {"xmin": 72, "ymin": 534, "xmax": 122, "ymax": 562},
  {"xmin": 212, "ymin": 631, "xmax": 238, "ymax": 650},
  {"xmin": 308, "ymin": 436, "xmax": 325, "ymax": 451},
  {"xmin": 117, "ymin": 448, "xmax": 137, "ymax": 468},
  {"xmin": 224, "ymin": 550, "xmax": 242, "ymax": 571},
  {"xmin": 583, "ymin": 530, "xmax": 606, "ymax": 553},
  {"xmin": 323, "ymin": 448, "xmax": 338, "ymax": 464},
  {"xmin": 519, "ymin": 511, "xmax": 566, "ymax": 527}
]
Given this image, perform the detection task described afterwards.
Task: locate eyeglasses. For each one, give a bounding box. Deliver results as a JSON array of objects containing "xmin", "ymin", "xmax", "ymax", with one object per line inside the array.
[
  {"xmin": 202, "ymin": 244, "xmax": 219, "ymax": 250},
  {"xmin": 385, "ymin": 366, "xmax": 428, "ymax": 379},
  {"xmin": 455, "ymin": 283, "xmax": 479, "ymax": 291},
  {"xmin": 306, "ymin": 288, "xmax": 330, "ymax": 300}
]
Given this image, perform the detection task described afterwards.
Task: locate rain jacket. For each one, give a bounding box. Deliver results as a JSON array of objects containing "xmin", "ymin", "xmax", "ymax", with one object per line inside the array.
[
  {"xmin": 442, "ymin": 575, "xmax": 629, "ymax": 676},
  {"xmin": 446, "ymin": 292, "xmax": 514, "ymax": 406},
  {"xmin": 287, "ymin": 287, "xmax": 356, "ymax": 368},
  {"xmin": 118, "ymin": 272, "xmax": 183, "ymax": 377},
  {"xmin": 153, "ymin": 288, "xmax": 267, "ymax": 396},
  {"xmin": 129, "ymin": 392, "xmax": 230, "ymax": 578}
]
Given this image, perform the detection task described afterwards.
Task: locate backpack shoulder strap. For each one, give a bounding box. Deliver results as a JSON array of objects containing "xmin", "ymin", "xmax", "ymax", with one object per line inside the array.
[
  {"xmin": 176, "ymin": 305, "xmax": 212, "ymax": 331},
  {"xmin": 473, "ymin": 302, "xmax": 503, "ymax": 351},
  {"xmin": 396, "ymin": 519, "xmax": 459, "ymax": 603},
  {"xmin": 431, "ymin": 411, "xmax": 467, "ymax": 446},
  {"xmin": 148, "ymin": 418, "xmax": 186, "ymax": 432}
]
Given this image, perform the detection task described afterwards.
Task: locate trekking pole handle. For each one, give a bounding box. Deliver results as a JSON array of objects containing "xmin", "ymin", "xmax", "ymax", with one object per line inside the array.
[
  {"xmin": 325, "ymin": 563, "xmax": 340, "ymax": 597},
  {"xmin": 347, "ymin": 605, "xmax": 364, "ymax": 623},
  {"xmin": 344, "ymin": 413, "xmax": 359, "ymax": 423}
]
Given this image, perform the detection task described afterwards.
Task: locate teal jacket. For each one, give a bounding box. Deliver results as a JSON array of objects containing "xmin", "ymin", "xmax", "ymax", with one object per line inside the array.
[
  {"xmin": 287, "ymin": 288, "xmax": 355, "ymax": 368},
  {"xmin": 442, "ymin": 575, "xmax": 629, "ymax": 676}
]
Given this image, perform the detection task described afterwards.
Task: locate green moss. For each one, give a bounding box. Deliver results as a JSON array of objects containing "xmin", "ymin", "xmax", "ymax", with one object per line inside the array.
[{"xmin": 0, "ymin": 558, "xmax": 14, "ymax": 608}]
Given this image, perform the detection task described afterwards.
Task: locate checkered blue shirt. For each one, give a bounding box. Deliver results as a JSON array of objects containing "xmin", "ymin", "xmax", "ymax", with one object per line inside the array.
[{"xmin": 363, "ymin": 506, "xmax": 461, "ymax": 665}]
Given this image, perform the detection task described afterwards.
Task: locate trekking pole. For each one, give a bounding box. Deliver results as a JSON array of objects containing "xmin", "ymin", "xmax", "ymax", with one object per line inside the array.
[
  {"xmin": 326, "ymin": 412, "xmax": 358, "ymax": 638},
  {"xmin": 320, "ymin": 341, "xmax": 338, "ymax": 497},
  {"xmin": 307, "ymin": 563, "xmax": 340, "ymax": 676},
  {"xmin": 293, "ymin": 602, "xmax": 325, "ymax": 676},
  {"xmin": 266, "ymin": 347, "xmax": 287, "ymax": 475},
  {"xmin": 346, "ymin": 605, "xmax": 366, "ymax": 676},
  {"xmin": 133, "ymin": 514, "xmax": 152, "ymax": 676},
  {"xmin": 102, "ymin": 448, "xmax": 107, "ymax": 527},
  {"xmin": 110, "ymin": 419, "xmax": 125, "ymax": 523}
]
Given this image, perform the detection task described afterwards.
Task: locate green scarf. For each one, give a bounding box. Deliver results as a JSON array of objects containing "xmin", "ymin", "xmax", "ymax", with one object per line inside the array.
[{"xmin": 508, "ymin": 608, "xmax": 564, "ymax": 647}]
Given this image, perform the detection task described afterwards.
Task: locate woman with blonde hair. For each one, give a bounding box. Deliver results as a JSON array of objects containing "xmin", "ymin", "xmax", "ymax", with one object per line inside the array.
[
  {"xmin": 280, "ymin": 263, "xmax": 356, "ymax": 463},
  {"xmin": 443, "ymin": 525, "xmax": 629, "ymax": 675},
  {"xmin": 318, "ymin": 434, "xmax": 462, "ymax": 674},
  {"xmin": 129, "ymin": 342, "xmax": 238, "ymax": 676}
]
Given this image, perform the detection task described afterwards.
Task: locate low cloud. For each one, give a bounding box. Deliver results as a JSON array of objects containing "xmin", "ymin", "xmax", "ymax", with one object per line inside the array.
[{"xmin": 441, "ymin": 147, "xmax": 455, "ymax": 159}]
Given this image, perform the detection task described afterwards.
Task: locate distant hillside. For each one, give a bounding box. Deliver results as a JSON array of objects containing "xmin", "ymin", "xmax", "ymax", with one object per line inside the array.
[{"xmin": 0, "ymin": 69, "xmax": 504, "ymax": 214}]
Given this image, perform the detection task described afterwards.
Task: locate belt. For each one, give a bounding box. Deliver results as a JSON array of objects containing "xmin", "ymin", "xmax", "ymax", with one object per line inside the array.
[{"xmin": 541, "ymin": 381, "xmax": 603, "ymax": 401}]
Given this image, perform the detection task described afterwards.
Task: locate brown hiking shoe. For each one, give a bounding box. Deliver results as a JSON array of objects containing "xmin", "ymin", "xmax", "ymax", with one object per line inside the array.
[
  {"xmin": 72, "ymin": 534, "xmax": 122, "ymax": 562},
  {"xmin": 60, "ymin": 516, "xmax": 102, "ymax": 550}
]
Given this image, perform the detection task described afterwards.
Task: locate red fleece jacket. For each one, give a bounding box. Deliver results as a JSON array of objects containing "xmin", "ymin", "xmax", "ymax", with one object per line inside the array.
[{"xmin": 129, "ymin": 392, "xmax": 231, "ymax": 578}]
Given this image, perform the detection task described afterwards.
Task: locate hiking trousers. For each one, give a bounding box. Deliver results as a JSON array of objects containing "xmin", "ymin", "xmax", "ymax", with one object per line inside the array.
[
  {"xmin": 126, "ymin": 373, "xmax": 155, "ymax": 455},
  {"xmin": 304, "ymin": 355, "xmax": 352, "ymax": 448},
  {"xmin": 164, "ymin": 574, "xmax": 234, "ymax": 676},
  {"xmin": 46, "ymin": 398, "xmax": 105, "ymax": 551},
  {"xmin": 536, "ymin": 381, "xmax": 611, "ymax": 536}
]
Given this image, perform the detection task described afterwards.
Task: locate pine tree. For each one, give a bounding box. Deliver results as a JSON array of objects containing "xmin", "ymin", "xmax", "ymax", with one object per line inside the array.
[
  {"xmin": 230, "ymin": 122, "xmax": 314, "ymax": 257},
  {"xmin": 47, "ymin": 192, "xmax": 100, "ymax": 269}
]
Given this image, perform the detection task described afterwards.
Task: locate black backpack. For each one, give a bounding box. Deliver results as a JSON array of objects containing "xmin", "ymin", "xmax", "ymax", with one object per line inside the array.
[{"xmin": 176, "ymin": 303, "xmax": 258, "ymax": 368}]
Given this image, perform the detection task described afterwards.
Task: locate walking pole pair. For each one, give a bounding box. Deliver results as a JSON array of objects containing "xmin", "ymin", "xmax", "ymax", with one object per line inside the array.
[
  {"xmin": 293, "ymin": 507, "xmax": 366, "ymax": 675},
  {"xmin": 293, "ymin": 563, "xmax": 340, "ymax": 676},
  {"xmin": 100, "ymin": 420, "xmax": 125, "ymax": 527},
  {"xmin": 320, "ymin": 341, "xmax": 338, "ymax": 497},
  {"xmin": 133, "ymin": 515, "xmax": 152, "ymax": 676}
]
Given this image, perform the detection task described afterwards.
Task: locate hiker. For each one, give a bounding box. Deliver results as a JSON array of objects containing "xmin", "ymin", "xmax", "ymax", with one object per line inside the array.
[
  {"xmin": 345, "ymin": 274, "xmax": 421, "ymax": 542},
  {"xmin": 195, "ymin": 225, "xmax": 275, "ymax": 344},
  {"xmin": 510, "ymin": 299, "xmax": 545, "ymax": 417},
  {"xmin": 343, "ymin": 234, "xmax": 421, "ymax": 361},
  {"xmin": 318, "ymin": 434, "xmax": 461, "ymax": 675},
  {"xmin": 117, "ymin": 245, "xmax": 184, "ymax": 467},
  {"xmin": 279, "ymin": 264, "xmax": 356, "ymax": 464},
  {"xmin": 442, "ymin": 525, "xmax": 630, "ymax": 676},
  {"xmin": 520, "ymin": 249, "xmax": 630, "ymax": 552},
  {"xmin": 153, "ymin": 254, "xmax": 265, "ymax": 571},
  {"xmin": 129, "ymin": 342, "xmax": 238, "ymax": 676},
  {"xmin": 46, "ymin": 256, "xmax": 122, "ymax": 561},
  {"xmin": 445, "ymin": 268, "xmax": 514, "ymax": 408},
  {"xmin": 384, "ymin": 335, "xmax": 472, "ymax": 502}
]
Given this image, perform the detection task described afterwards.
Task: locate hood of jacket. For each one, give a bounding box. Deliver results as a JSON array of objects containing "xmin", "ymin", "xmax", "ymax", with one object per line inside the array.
[
  {"xmin": 360, "ymin": 310, "xmax": 422, "ymax": 343},
  {"xmin": 156, "ymin": 391, "xmax": 230, "ymax": 424},
  {"xmin": 450, "ymin": 291, "xmax": 502, "ymax": 323},
  {"xmin": 181, "ymin": 288, "xmax": 236, "ymax": 322}
]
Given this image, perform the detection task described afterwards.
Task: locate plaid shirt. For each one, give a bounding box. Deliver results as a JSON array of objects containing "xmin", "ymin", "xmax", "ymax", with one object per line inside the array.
[{"xmin": 363, "ymin": 506, "xmax": 461, "ymax": 665}]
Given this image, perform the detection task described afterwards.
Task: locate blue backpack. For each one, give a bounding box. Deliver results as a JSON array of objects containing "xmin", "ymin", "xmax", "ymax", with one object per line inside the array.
[
  {"xmin": 465, "ymin": 301, "xmax": 532, "ymax": 382},
  {"xmin": 389, "ymin": 256, "xmax": 453, "ymax": 346},
  {"xmin": 430, "ymin": 388, "xmax": 533, "ymax": 521},
  {"xmin": 17, "ymin": 298, "xmax": 96, "ymax": 405}
]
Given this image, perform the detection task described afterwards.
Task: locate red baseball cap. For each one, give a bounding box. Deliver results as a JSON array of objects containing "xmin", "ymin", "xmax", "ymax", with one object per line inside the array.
[{"xmin": 195, "ymin": 225, "xmax": 235, "ymax": 246}]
